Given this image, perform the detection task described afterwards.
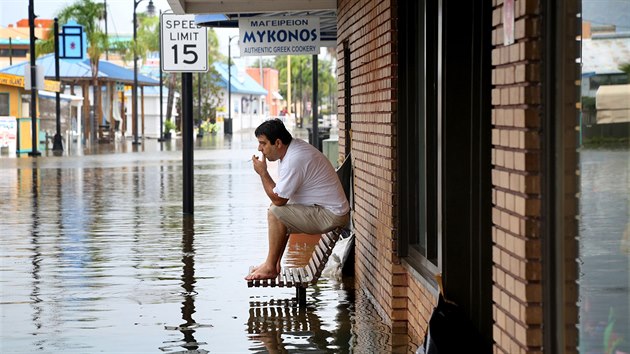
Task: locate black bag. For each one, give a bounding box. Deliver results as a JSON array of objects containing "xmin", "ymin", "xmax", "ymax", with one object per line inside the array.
[{"xmin": 417, "ymin": 294, "xmax": 490, "ymax": 354}]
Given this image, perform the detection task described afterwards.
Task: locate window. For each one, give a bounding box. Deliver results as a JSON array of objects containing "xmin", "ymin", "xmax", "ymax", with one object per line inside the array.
[
  {"xmin": 397, "ymin": 0, "xmax": 492, "ymax": 307},
  {"xmin": 398, "ymin": 0, "xmax": 441, "ymax": 275},
  {"xmin": 0, "ymin": 93, "xmax": 9, "ymax": 116}
]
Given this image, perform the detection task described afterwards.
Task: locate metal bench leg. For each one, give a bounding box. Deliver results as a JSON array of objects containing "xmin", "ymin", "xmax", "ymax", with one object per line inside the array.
[{"xmin": 296, "ymin": 287, "xmax": 306, "ymax": 307}]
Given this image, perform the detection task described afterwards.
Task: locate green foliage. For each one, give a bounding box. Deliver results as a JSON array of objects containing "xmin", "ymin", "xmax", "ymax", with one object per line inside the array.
[
  {"xmin": 271, "ymin": 55, "xmax": 337, "ymax": 117},
  {"xmin": 111, "ymin": 13, "xmax": 159, "ymax": 63},
  {"xmin": 164, "ymin": 119, "xmax": 177, "ymax": 133},
  {"xmin": 582, "ymin": 136, "xmax": 629, "ymax": 148},
  {"xmin": 581, "ymin": 96, "xmax": 596, "ymax": 111},
  {"xmin": 35, "ymin": 0, "xmax": 106, "ymax": 58}
]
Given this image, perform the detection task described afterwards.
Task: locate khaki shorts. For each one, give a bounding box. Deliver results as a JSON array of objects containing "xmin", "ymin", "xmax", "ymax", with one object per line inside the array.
[{"xmin": 269, "ymin": 204, "xmax": 349, "ymax": 234}]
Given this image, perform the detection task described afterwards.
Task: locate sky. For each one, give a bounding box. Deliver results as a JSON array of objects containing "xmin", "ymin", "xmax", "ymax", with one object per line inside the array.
[{"xmin": 0, "ymin": 0, "xmax": 239, "ymax": 58}]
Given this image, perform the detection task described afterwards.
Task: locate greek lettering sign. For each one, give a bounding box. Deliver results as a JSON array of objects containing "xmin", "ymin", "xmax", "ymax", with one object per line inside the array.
[
  {"xmin": 239, "ymin": 17, "xmax": 320, "ymax": 56},
  {"xmin": 161, "ymin": 13, "xmax": 208, "ymax": 72}
]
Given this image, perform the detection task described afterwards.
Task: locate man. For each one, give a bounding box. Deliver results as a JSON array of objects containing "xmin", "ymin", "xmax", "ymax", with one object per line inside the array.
[{"xmin": 245, "ymin": 119, "xmax": 350, "ymax": 281}]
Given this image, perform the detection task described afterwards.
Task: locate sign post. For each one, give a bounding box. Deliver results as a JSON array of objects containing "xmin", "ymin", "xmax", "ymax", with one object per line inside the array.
[{"xmin": 161, "ymin": 13, "xmax": 208, "ymax": 215}]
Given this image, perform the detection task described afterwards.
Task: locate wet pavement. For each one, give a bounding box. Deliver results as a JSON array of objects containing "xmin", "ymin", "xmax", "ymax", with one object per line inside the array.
[{"xmin": 0, "ymin": 130, "xmax": 414, "ymax": 353}]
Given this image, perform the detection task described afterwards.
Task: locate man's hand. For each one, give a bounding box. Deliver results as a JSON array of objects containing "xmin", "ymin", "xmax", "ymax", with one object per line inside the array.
[{"xmin": 252, "ymin": 153, "xmax": 267, "ymax": 176}]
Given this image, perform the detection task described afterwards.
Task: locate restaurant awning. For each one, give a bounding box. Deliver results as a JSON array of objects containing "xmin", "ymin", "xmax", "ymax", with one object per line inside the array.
[
  {"xmin": 166, "ymin": 0, "xmax": 337, "ymax": 45},
  {"xmin": 596, "ymin": 84, "xmax": 630, "ymax": 124}
]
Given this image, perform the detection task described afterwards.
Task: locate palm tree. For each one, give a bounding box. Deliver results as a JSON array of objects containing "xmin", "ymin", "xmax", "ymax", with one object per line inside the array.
[{"xmin": 56, "ymin": 0, "xmax": 106, "ymax": 143}]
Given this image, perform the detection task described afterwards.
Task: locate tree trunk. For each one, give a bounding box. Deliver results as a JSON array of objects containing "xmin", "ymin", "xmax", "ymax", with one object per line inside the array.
[
  {"xmin": 166, "ymin": 72, "xmax": 176, "ymax": 122},
  {"xmin": 82, "ymin": 81, "xmax": 90, "ymax": 143},
  {"xmin": 91, "ymin": 60, "xmax": 101, "ymax": 143}
]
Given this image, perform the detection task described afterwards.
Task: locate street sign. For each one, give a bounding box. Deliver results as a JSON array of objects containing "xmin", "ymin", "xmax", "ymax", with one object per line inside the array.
[
  {"xmin": 239, "ymin": 17, "xmax": 320, "ymax": 56},
  {"xmin": 161, "ymin": 13, "xmax": 208, "ymax": 72}
]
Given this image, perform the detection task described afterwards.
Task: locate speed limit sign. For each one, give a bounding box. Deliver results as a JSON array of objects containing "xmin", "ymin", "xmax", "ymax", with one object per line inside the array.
[{"xmin": 161, "ymin": 13, "xmax": 208, "ymax": 72}]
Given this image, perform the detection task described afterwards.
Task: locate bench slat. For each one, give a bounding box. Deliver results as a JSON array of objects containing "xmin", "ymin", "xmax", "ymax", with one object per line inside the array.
[
  {"xmin": 298, "ymin": 267, "xmax": 309, "ymax": 284},
  {"xmin": 304, "ymin": 264, "xmax": 315, "ymax": 283},
  {"xmin": 283, "ymin": 268, "xmax": 293, "ymax": 287},
  {"xmin": 321, "ymin": 232, "xmax": 335, "ymax": 247},
  {"xmin": 289, "ymin": 268, "xmax": 300, "ymax": 285},
  {"xmin": 247, "ymin": 228, "xmax": 346, "ymax": 303}
]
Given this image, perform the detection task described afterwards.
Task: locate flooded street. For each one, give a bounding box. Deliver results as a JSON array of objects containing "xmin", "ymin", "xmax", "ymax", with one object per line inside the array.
[
  {"xmin": 578, "ymin": 148, "xmax": 630, "ymax": 354},
  {"xmin": 1, "ymin": 132, "xmax": 411, "ymax": 353}
]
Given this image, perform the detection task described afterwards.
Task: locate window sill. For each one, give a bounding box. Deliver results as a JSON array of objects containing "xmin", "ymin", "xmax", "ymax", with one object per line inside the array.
[{"xmin": 401, "ymin": 248, "xmax": 440, "ymax": 297}]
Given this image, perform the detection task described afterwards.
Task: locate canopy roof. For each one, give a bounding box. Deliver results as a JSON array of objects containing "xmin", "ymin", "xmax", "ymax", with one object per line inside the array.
[
  {"xmin": 166, "ymin": 0, "xmax": 337, "ymax": 45},
  {"xmin": 596, "ymin": 84, "xmax": 630, "ymax": 124},
  {"xmin": 582, "ymin": 34, "xmax": 630, "ymax": 75},
  {"xmin": 213, "ymin": 62, "xmax": 267, "ymax": 96},
  {"xmin": 0, "ymin": 54, "xmax": 159, "ymax": 86}
]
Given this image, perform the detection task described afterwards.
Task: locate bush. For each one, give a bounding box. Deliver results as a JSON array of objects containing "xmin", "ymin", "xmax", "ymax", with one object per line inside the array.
[{"xmin": 164, "ymin": 119, "xmax": 176, "ymax": 133}]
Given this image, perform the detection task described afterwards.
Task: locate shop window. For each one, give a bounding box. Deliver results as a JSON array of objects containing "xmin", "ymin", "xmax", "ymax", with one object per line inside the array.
[
  {"xmin": 397, "ymin": 0, "xmax": 441, "ymax": 276},
  {"xmin": 0, "ymin": 93, "xmax": 9, "ymax": 116}
]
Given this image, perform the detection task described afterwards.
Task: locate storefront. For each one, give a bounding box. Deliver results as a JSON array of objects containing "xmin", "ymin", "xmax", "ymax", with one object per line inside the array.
[{"xmin": 0, "ymin": 72, "xmax": 81, "ymax": 155}]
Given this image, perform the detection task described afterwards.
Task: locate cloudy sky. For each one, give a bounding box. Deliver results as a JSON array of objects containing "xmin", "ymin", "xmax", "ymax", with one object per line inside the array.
[
  {"xmin": 0, "ymin": 0, "xmax": 238, "ymax": 58},
  {"xmin": 1, "ymin": 0, "xmax": 627, "ymax": 59}
]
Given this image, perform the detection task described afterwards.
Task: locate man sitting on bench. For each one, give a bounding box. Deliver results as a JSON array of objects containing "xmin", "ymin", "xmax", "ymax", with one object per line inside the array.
[{"xmin": 246, "ymin": 119, "xmax": 350, "ymax": 281}]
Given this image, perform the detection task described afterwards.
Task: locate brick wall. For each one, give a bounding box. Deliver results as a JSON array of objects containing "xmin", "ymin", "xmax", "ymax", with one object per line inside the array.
[
  {"xmin": 337, "ymin": 0, "xmax": 437, "ymax": 347},
  {"xmin": 337, "ymin": 0, "xmax": 579, "ymax": 351},
  {"xmin": 490, "ymin": 0, "xmax": 579, "ymax": 352},
  {"xmin": 337, "ymin": 0, "xmax": 402, "ymax": 328}
]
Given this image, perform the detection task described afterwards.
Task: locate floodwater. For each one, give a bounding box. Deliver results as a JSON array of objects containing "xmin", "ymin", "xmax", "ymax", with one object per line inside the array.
[
  {"xmin": 0, "ymin": 131, "xmax": 413, "ymax": 354},
  {"xmin": 578, "ymin": 148, "xmax": 630, "ymax": 354}
]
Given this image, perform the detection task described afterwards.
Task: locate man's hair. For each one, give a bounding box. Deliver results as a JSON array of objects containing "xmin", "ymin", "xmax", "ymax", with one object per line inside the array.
[{"xmin": 255, "ymin": 118, "xmax": 293, "ymax": 145}]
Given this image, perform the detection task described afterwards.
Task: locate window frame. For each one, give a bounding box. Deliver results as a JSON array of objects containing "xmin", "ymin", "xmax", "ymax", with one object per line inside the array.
[
  {"xmin": 0, "ymin": 92, "xmax": 10, "ymax": 116},
  {"xmin": 397, "ymin": 0, "xmax": 442, "ymax": 281}
]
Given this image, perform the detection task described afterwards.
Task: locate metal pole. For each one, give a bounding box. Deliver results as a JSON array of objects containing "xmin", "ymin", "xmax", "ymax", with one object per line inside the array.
[
  {"xmin": 28, "ymin": 0, "xmax": 40, "ymax": 157},
  {"xmin": 8, "ymin": 37, "xmax": 12, "ymax": 66},
  {"xmin": 53, "ymin": 18, "xmax": 63, "ymax": 151},
  {"xmin": 104, "ymin": 0, "xmax": 108, "ymax": 60},
  {"xmin": 225, "ymin": 36, "xmax": 235, "ymax": 135},
  {"xmin": 132, "ymin": 0, "xmax": 141, "ymax": 145},
  {"xmin": 158, "ymin": 9, "xmax": 164, "ymax": 142},
  {"xmin": 230, "ymin": 53, "xmax": 232, "ymax": 134},
  {"xmin": 312, "ymin": 54, "xmax": 319, "ymax": 150},
  {"xmin": 182, "ymin": 72, "xmax": 194, "ymax": 214}
]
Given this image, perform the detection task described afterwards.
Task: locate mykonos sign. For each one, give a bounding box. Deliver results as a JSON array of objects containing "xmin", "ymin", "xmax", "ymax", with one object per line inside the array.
[{"xmin": 238, "ymin": 17, "xmax": 320, "ymax": 56}]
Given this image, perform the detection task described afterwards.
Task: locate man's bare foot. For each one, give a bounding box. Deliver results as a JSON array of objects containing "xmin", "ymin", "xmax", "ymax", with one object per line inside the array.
[
  {"xmin": 245, "ymin": 263, "xmax": 279, "ymax": 281},
  {"xmin": 248, "ymin": 263, "xmax": 281, "ymax": 276}
]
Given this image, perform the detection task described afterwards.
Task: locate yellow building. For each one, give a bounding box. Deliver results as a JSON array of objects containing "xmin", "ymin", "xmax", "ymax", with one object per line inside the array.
[{"xmin": 0, "ymin": 72, "xmax": 66, "ymax": 154}]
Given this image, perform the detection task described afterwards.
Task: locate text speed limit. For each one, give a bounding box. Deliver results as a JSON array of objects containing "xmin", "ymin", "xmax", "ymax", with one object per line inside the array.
[{"xmin": 161, "ymin": 13, "xmax": 208, "ymax": 72}]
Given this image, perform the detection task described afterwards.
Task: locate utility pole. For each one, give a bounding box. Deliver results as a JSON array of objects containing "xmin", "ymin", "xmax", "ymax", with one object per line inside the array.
[
  {"xmin": 28, "ymin": 0, "xmax": 40, "ymax": 157},
  {"xmin": 53, "ymin": 18, "xmax": 63, "ymax": 151}
]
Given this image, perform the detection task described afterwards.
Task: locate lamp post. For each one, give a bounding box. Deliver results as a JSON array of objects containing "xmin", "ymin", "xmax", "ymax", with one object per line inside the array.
[
  {"xmin": 28, "ymin": 0, "xmax": 40, "ymax": 157},
  {"xmin": 225, "ymin": 35, "xmax": 237, "ymax": 135},
  {"xmin": 132, "ymin": 0, "xmax": 155, "ymax": 145}
]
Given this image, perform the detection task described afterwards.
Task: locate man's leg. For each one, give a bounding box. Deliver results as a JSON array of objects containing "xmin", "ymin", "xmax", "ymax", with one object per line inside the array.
[{"xmin": 245, "ymin": 209, "xmax": 288, "ymax": 280}]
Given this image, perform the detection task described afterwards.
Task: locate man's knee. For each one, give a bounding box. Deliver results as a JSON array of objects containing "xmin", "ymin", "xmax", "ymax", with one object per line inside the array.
[{"xmin": 268, "ymin": 205, "xmax": 280, "ymax": 221}]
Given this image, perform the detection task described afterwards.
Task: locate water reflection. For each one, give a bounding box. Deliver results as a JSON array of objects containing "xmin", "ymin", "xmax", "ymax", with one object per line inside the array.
[
  {"xmin": 160, "ymin": 216, "xmax": 211, "ymax": 354},
  {"xmin": 0, "ymin": 133, "xmax": 409, "ymax": 353},
  {"xmin": 29, "ymin": 168, "xmax": 43, "ymax": 348},
  {"xmin": 579, "ymin": 148, "xmax": 630, "ymax": 354}
]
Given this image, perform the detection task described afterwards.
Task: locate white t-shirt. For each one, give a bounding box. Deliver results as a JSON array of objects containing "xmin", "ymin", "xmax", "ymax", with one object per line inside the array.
[{"xmin": 273, "ymin": 138, "xmax": 350, "ymax": 216}]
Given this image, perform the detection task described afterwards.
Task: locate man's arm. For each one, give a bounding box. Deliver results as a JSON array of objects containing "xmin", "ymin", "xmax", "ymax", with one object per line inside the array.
[
  {"xmin": 252, "ymin": 154, "xmax": 289, "ymax": 206},
  {"xmin": 259, "ymin": 170, "xmax": 288, "ymax": 206}
]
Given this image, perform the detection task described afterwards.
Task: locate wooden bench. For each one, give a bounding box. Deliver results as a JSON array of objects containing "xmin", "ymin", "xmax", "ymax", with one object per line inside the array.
[{"xmin": 247, "ymin": 227, "xmax": 343, "ymax": 306}]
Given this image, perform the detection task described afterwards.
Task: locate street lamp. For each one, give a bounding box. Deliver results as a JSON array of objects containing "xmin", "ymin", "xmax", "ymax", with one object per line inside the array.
[
  {"xmin": 132, "ymin": 0, "xmax": 154, "ymax": 145},
  {"xmin": 225, "ymin": 35, "xmax": 237, "ymax": 135}
]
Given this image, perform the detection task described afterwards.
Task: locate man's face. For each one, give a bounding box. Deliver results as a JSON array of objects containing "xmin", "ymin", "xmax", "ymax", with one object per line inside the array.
[{"xmin": 257, "ymin": 135, "xmax": 280, "ymax": 161}]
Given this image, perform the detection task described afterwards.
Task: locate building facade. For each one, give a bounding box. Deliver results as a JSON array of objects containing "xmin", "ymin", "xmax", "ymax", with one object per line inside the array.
[
  {"xmin": 336, "ymin": 0, "xmax": 580, "ymax": 352},
  {"xmin": 177, "ymin": 0, "xmax": 582, "ymax": 351}
]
